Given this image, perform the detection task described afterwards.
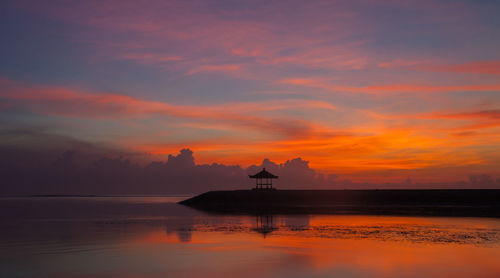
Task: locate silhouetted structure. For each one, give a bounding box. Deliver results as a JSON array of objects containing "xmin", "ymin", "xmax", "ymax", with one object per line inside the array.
[
  {"xmin": 179, "ymin": 189, "xmax": 500, "ymax": 217},
  {"xmin": 249, "ymin": 168, "xmax": 278, "ymax": 189}
]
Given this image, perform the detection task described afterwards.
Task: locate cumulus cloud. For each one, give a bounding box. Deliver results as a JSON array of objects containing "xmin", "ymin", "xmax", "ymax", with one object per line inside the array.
[
  {"xmin": 0, "ymin": 132, "xmax": 332, "ymax": 195},
  {"xmin": 1, "ymin": 128, "xmax": 499, "ymax": 195}
]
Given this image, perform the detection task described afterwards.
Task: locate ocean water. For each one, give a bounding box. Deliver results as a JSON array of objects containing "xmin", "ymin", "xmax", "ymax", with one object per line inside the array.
[{"xmin": 1, "ymin": 196, "xmax": 499, "ymax": 278}]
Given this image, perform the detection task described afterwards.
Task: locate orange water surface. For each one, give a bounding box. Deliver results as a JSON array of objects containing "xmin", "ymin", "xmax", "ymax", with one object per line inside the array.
[{"xmin": 0, "ymin": 197, "xmax": 499, "ymax": 278}]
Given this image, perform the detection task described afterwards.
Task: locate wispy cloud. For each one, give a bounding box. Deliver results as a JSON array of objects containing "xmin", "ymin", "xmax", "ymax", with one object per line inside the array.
[
  {"xmin": 280, "ymin": 78, "xmax": 500, "ymax": 94},
  {"xmin": 433, "ymin": 109, "xmax": 500, "ymax": 120},
  {"xmin": 423, "ymin": 61, "xmax": 500, "ymax": 75},
  {"xmin": 0, "ymin": 79, "xmax": 338, "ymax": 140},
  {"xmin": 187, "ymin": 64, "xmax": 244, "ymax": 75},
  {"xmin": 379, "ymin": 59, "xmax": 500, "ymax": 75}
]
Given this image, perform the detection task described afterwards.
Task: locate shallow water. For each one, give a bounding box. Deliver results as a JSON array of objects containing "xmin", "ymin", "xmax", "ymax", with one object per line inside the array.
[{"xmin": 1, "ymin": 197, "xmax": 499, "ymax": 278}]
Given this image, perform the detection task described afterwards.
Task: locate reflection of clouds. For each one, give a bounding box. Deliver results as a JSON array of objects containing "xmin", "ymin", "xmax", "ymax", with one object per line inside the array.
[
  {"xmin": 177, "ymin": 228, "xmax": 192, "ymax": 243},
  {"xmin": 181, "ymin": 216, "xmax": 500, "ymax": 245},
  {"xmin": 282, "ymin": 215, "xmax": 310, "ymax": 230},
  {"xmin": 164, "ymin": 217, "xmax": 194, "ymax": 243}
]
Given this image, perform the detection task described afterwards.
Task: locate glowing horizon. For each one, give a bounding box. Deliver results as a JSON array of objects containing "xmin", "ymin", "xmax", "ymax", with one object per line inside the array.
[{"xmin": 1, "ymin": 0, "xmax": 499, "ymax": 185}]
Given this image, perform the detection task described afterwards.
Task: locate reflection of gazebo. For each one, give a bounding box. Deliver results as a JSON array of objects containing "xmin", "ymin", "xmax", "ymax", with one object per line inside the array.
[
  {"xmin": 249, "ymin": 168, "xmax": 278, "ymax": 189},
  {"xmin": 253, "ymin": 215, "xmax": 276, "ymax": 237}
]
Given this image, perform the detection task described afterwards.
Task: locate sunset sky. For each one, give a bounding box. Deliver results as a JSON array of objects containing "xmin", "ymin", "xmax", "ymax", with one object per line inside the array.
[{"xmin": 1, "ymin": 0, "xmax": 499, "ymax": 183}]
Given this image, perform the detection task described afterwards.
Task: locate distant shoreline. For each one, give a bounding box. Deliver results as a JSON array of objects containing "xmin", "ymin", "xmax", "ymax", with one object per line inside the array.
[{"xmin": 0, "ymin": 194, "xmax": 193, "ymax": 198}]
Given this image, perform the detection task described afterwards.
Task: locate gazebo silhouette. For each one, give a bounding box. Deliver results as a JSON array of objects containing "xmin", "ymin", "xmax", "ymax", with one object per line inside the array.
[{"xmin": 249, "ymin": 168, "xmax": 278, "ymax": 190}]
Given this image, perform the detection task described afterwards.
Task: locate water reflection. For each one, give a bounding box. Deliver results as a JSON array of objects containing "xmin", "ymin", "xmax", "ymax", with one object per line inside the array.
[
  {"xmin": 282, "ymin": 215, "xmax": 310, "ymax": 229},
  {"xmin": 253, "ymin": 215, "xmax": 277, "ymax": 237},
  {"xmin": 0, "ymin": 197, "xmax": 499, "ymax": 278},
  {"xmin": 165, "ymin": 217, "xmax": 195, "ymax": 242},
  {"xmin": 250, "ymin": 215, "xmax": 312, "ymax": 237}
]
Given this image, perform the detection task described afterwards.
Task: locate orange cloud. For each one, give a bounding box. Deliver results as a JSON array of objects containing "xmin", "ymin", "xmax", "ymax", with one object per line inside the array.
[
  {"xmin": 433, "ymin": 109, "xmax": 500, "ymax": 120},
  {"xmin": 2, "ymin": 79, "xmax": 499, "ymax": 182},
  {"xmin": 423, "ymin": 60, "xmax": 500, "ymax": 75},
  {"xmin": 187, "ymin": 64, "xmax": 244, "ymax": 75},
  {"xmin": 134, "ymin": 124, "xmax": 495, "ymax": 183},
  {"xmin": 280, "ymin": 78, "xmax": 500, "ymax": 94},
  {"xmin": 378, "ymin": 59, "xmax": 500, "ymax": 75},
  {"xmin": 0, "ymin": 80, "xmax": 337, "ymax": 140},
  {"xmin": 378, "ymin": 59, "xmax": 432, "ymax": 69}
]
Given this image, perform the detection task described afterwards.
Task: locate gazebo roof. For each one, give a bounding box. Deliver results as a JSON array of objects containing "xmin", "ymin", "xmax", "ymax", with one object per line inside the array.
[{"xmin": 249, "ymin": 168, "xmax": 278, "ymax": 179}]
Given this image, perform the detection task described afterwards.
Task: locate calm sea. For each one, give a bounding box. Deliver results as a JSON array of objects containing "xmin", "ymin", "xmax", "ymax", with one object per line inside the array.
[{"xmin": 1, "ymin": 196, "xmax": 499, "ymax": 278}]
